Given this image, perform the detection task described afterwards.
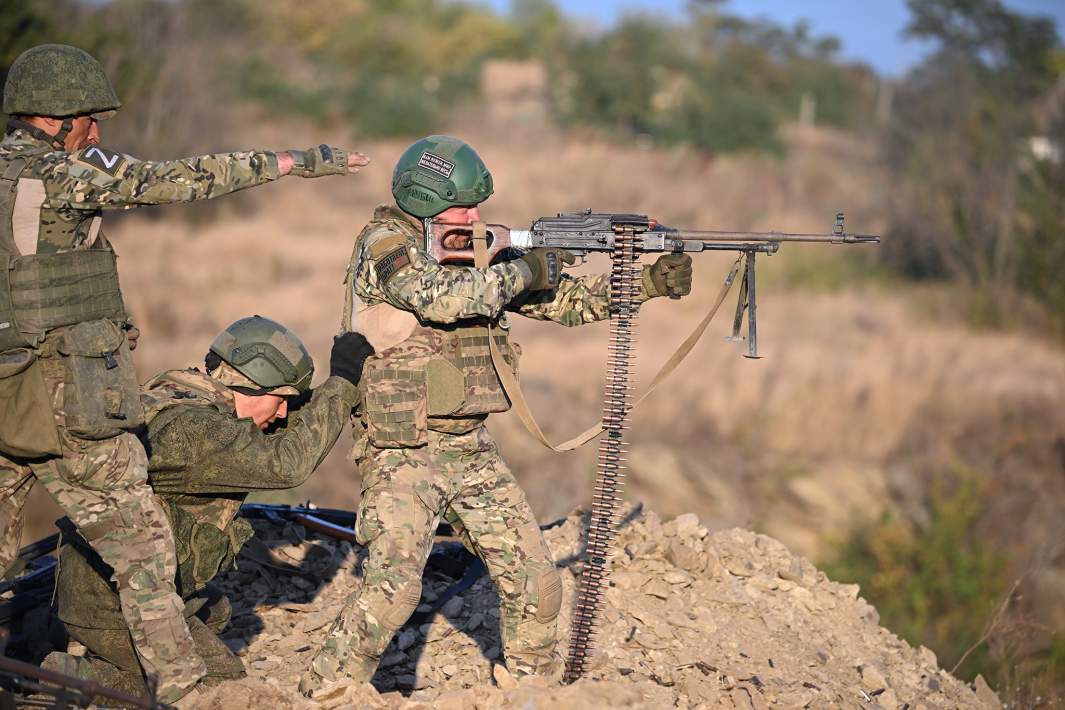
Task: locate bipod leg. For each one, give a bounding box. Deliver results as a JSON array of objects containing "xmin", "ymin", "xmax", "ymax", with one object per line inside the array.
[
  {"xmin": 743, "ymin": 249, "xmax": 762, "ymax": 360},
  {"xmin": 727, "ymin": 258, "xmax": 749, "ymax": 344}
]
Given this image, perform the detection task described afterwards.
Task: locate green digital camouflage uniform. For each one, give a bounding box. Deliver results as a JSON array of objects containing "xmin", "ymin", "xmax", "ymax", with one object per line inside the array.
[
  {"xmin": 304, "ymin": 204, "xmax": 652, "ymax": 690},
  {"xmin": 49, "ymin": 367, "xmax": 359, "ymax": 696},
  {"xmin": 0, "ymin": 127, "xmax": 291, "ymax": 699}
]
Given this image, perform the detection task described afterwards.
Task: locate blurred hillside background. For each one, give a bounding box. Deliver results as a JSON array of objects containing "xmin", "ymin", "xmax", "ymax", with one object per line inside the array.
[{"xmin": 4, "ymin": 0, "xmax": 1064, "ymax": 704}]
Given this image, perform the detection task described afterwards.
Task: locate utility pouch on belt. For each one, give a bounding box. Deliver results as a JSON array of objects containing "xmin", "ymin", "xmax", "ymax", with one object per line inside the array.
[
  {"xmin": 56, "ymin": 319, "xmax": 144, "ymax": 439},
  {"xmin": 362, "ymin": 343, "xmax": 430, "ymax": 449},
  {"xmin": 432, "ymin": 328, "xmax": 520, "ymax": 417},
  {"xmin": 0, "ymin": 347, "xmax": 61, "ymax": 457}
]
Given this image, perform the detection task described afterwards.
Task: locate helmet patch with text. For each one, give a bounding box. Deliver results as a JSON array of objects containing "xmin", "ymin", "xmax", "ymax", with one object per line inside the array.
[{"xmin": 417, "ymin": 151, "xmax": 455, "ymax": 179}]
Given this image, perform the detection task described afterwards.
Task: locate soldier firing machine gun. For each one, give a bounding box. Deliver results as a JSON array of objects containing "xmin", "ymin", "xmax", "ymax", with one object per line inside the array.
[{"xmin": 428, "ymin": 211, "xmax": 880, "ymax": 682}]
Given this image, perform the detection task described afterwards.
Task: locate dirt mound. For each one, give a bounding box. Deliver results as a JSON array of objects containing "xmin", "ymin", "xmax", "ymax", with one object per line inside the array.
[{"xmin": 174, "ymin": 505, "xmax": 1000, "ymax": 709}]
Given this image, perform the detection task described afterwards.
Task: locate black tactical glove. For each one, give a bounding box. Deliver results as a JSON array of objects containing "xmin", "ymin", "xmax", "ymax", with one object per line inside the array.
[
  {"xmin": 287, "ymin": 144, "xmax": 350, "ymax": 178},
  {"xmin": 643, "ymin": 253, "xmax": 693, "ymax": 299},
  {"xmin": 518, "ymin": 248, "xmax": 577, "ymax": 291},
  {"xmin": 330, "ymin": 332, "xmax": 375, "ymax": 387}
]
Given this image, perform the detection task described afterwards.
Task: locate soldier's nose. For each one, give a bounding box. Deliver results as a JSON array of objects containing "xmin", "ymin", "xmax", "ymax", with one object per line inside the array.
[{"xmin": 467, "ymin": 207, "xmax": 481, "ymax": 223}]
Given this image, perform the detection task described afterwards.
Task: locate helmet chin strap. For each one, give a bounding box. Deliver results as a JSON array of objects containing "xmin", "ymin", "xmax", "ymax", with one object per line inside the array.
[{"xmin": 5, "ymin": 116, "xmax": 74, "ymax": 149}]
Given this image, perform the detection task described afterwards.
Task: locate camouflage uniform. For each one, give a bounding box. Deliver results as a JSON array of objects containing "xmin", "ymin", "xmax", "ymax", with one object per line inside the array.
[
  {"xmin": 50, "ymin": 367, "xmax": 359, "ymax": 696},
  {"xmin": 0, "ymin": 127, "xmax": 286, "ymax": 700},
  {"xmin": 304, "ymin": 205, "xmax": 648, "ymax": 689}
]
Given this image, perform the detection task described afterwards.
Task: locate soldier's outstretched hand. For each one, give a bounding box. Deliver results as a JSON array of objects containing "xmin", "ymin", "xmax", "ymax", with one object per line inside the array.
[{"xmin": 278, "ymin": 145, "xmax": 371, "ymax": 177}]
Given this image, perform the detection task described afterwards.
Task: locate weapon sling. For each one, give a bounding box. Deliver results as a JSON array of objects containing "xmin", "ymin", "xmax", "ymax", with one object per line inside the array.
[{"xmin": 471, "ymin": 221, "xmax": 742, "ymax": 452}]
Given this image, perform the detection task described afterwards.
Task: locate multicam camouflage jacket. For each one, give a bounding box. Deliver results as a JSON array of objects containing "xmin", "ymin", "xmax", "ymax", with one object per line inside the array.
[
  {"xmin": 348, "ymin": 204, "xmax": 644, "ymax": 445},
  {"xmin": 55, "ymin": 369, "xmax": 359, "ymax": 630},
  {"xmin": 0, "ymin": 128, "xmax": 281, "ymax": 254}
]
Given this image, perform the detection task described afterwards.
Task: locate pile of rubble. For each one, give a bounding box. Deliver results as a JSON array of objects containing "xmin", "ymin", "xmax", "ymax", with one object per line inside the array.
[{"xmin": 177, "ymin": 504, "xmax": 1000, "ymax": 709}]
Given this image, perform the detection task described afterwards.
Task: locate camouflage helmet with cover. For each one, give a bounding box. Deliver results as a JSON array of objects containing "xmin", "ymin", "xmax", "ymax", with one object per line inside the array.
[
  {"xmin": 392, "ymin": 135, "xmax": 494, "ymax": 218},
  {"xmin": 208, "ymin": 316, "xmax": 314, "ymax": 396},
  {"xmin": 3, "ymin": 44, "xmax": 121, "ymax": 118}
]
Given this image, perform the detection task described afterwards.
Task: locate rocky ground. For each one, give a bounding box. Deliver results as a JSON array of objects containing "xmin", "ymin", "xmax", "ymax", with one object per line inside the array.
[{"xmin": 169, "ymin": 504, "xmax": 1000, "ymax": 709}]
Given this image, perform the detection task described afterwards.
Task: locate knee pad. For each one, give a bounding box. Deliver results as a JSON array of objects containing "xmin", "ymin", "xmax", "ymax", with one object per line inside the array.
[
  {"xmin": 382, "ymin": 577, "xmax": 422, "ymax": 629},
  {"xmin": 530, "ymin": 566, "xmax": 562, "ymax": 624}
]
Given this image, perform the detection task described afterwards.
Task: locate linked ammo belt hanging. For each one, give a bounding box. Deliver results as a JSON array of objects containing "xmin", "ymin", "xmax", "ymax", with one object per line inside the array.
[{"xmin": 470, "ymin": 221, "xmax": 741, "ymax": 682}]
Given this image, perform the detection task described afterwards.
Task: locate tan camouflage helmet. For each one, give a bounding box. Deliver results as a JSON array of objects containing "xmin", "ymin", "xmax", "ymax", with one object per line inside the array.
[
  {"xmin": 3, "ymin": 44, "xmax": 121, "ymax": 119},
  {"xmin": 208, "ymin": 316, "xmax": 314, "ymax": 396}
]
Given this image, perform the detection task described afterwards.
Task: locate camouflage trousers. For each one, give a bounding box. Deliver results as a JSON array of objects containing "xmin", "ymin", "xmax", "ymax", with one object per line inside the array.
[
  {"xmin": 305, "ymin": 426, "xmax": 563, "ymax": 688},
  {"xmin": 0, "ymin": 351, "xmax": 206, "ymax": 703}
]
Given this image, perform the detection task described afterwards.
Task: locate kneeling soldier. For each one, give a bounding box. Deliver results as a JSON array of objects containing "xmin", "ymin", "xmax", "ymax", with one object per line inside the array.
[{"xmin": 44, "ymin": 316, "xmax": 372, "ymax": 697}]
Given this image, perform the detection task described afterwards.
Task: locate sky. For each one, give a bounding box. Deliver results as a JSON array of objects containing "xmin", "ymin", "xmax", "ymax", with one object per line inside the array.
[{"xmin": 482, "ymin": 0, "xmax": 1065, "ymax": 76}]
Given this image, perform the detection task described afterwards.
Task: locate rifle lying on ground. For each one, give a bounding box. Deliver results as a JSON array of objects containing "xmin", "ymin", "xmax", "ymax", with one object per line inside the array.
[
  {"xmin": 430, "ymin": 210, "xmax": 880, "ymax": 683},
  {"xmin": 0, "ymin": 653, "xmax": 171, "ymax": 710}
]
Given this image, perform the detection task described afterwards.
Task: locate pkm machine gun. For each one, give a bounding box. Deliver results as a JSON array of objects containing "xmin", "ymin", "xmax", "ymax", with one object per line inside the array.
[
  {"xmin": 429, "ymin": 210, "xmax": 880, "ymax": 683},
  {"xmin": 426, "ymin": 211, "xmax": 879, "ymax": 358}
]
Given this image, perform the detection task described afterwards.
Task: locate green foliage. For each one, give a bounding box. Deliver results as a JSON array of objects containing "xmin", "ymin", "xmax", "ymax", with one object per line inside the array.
[
  {"xmin": 880, "ymin": 0, "xmax": 1065, "ymax": 333},
  {"xmin": 228, "ymin": 0, "xmax": 521, "ymax": 138},
  {"xmin": 2, "ymin": 0, "xmax": 877, "ymax": 154},
  {"xmin": 821, "ymin": 466, "xmax": 1007, "ymax": 680},
  {"xmin": 551, "ymin": 6, "xmax": 876, "ymax": 154}
]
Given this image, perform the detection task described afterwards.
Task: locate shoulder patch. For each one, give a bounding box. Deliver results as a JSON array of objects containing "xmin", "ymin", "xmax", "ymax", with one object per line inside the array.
[
  {"xmin": 72, "ymin": 146, "xmax": 127, "ymax": 177},
  {"xmin": 375, "ymin": 245, "xmax": 412, "ymax": 283}
]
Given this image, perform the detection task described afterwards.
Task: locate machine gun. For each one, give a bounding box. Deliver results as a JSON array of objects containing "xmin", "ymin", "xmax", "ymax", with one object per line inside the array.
[
  {"xmin": 427, "ymin": 210, "xmax": 878, "ymax": 359},
  {"xmin": 431, "ymin": 210, "xmax": 879, "ymax": 682}
]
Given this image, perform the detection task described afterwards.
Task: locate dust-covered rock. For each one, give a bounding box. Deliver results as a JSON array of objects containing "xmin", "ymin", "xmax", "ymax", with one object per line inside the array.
[{"xmin": 171, "ymin": 504, "xmax": 999, "ymax": 709}]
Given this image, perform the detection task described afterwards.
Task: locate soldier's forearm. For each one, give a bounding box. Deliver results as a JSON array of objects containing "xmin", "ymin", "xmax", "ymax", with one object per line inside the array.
[
  {"xmin": 109, "ymin": 150, "xmax": 281, "ymax": 207},
  {"xmin": 383, "ymin": 259, "xmax": 530, "ymax": 324},
  {"xmin": 514, "ymin": 272, "xmax": 613, "ymax": 326}
]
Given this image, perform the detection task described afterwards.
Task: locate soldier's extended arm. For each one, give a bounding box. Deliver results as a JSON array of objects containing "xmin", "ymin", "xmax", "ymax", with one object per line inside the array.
[
  {"xmin": 360, "ymin": 232, "xmax": 533, "ymax": 324},
  {"xmin": 51, "ymin": 147, "xmax": 282, "ymax": 209},
  {"xmin": 147, "ymin": 377, "xmax": 358, "ymax": 495}
]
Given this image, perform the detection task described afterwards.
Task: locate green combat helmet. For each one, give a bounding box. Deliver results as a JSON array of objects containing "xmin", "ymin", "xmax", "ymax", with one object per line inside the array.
[
  {"xmin": 3, "ymin": 44, "xmax": 121, "ymax": 118},
  {"xmin": 208, "ymin": 316, "xmax": 314, "ymax": 396},
  {"xmin": 392, "ymin": 135, "xmax": 493, "ymax": 218}
]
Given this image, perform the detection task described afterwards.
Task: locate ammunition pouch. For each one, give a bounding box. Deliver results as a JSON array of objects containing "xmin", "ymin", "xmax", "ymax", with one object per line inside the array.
[
  {"xmin": 362, "ymin": 326, "xmax": 520, "ymax": 448},
  {"xmin": 429, "ymin": 326, "xmax": 520, "ymax": 417},
  {"xmin": 1, "ymin": 250, "xmax": 127, "ymax": 349},
  {"xmin": 56, "ymin": 319, "xmax": 144, "ymax": 439},
  {"xmin": 362, "ymin": 344, "xmax": 430, "ymax": 449},
  {"xmin": 0, "ymin": 347, "xmax": 61, "ymax": 457}
]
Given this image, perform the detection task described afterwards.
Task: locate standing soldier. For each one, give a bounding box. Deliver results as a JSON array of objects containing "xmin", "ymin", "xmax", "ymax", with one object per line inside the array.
[
  {"xmin": 300, "ymin": 135, "xmax": 693, "ymax": 695},
  {"xmin": 0, "ymin": 44, "xmax": 368, "ymax": 702}
]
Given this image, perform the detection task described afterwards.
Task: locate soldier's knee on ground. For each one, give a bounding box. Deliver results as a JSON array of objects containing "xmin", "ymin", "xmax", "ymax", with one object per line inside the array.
[
  {"xmin": 62, "ymin": 623, "xmax": 141, "ymax": 673},
  {"xmin": 43, "ymin": 651, "xmax": 148, "ymax": 700}
]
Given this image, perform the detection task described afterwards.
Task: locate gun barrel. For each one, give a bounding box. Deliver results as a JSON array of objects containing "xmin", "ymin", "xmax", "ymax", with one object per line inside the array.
[{"xmin": 665, "ymin": 228, "xmax": 880, "ymax": 244}]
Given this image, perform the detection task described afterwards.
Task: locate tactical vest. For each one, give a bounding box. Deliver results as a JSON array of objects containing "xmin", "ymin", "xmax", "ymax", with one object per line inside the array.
[
  {"xmin": 56, "ymin": 370, "xmax": 253, "ymax": 630},
  {"xmin": 0, "ymin": 146, "xmax": 128, "ymax": 352},
  {"xmin": 349, "ymin": 207, "xmax": 520, "ymax": 447}
]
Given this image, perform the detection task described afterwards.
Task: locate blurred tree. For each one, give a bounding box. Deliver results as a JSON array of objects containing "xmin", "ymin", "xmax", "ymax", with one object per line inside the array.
[
  {"xmin": 881, "ymin": 0, "xmax": 1063, "ymax": 330},
  {"xmin": 556, "ymin": 2, "xmax": 876, "ymax": 154}
]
